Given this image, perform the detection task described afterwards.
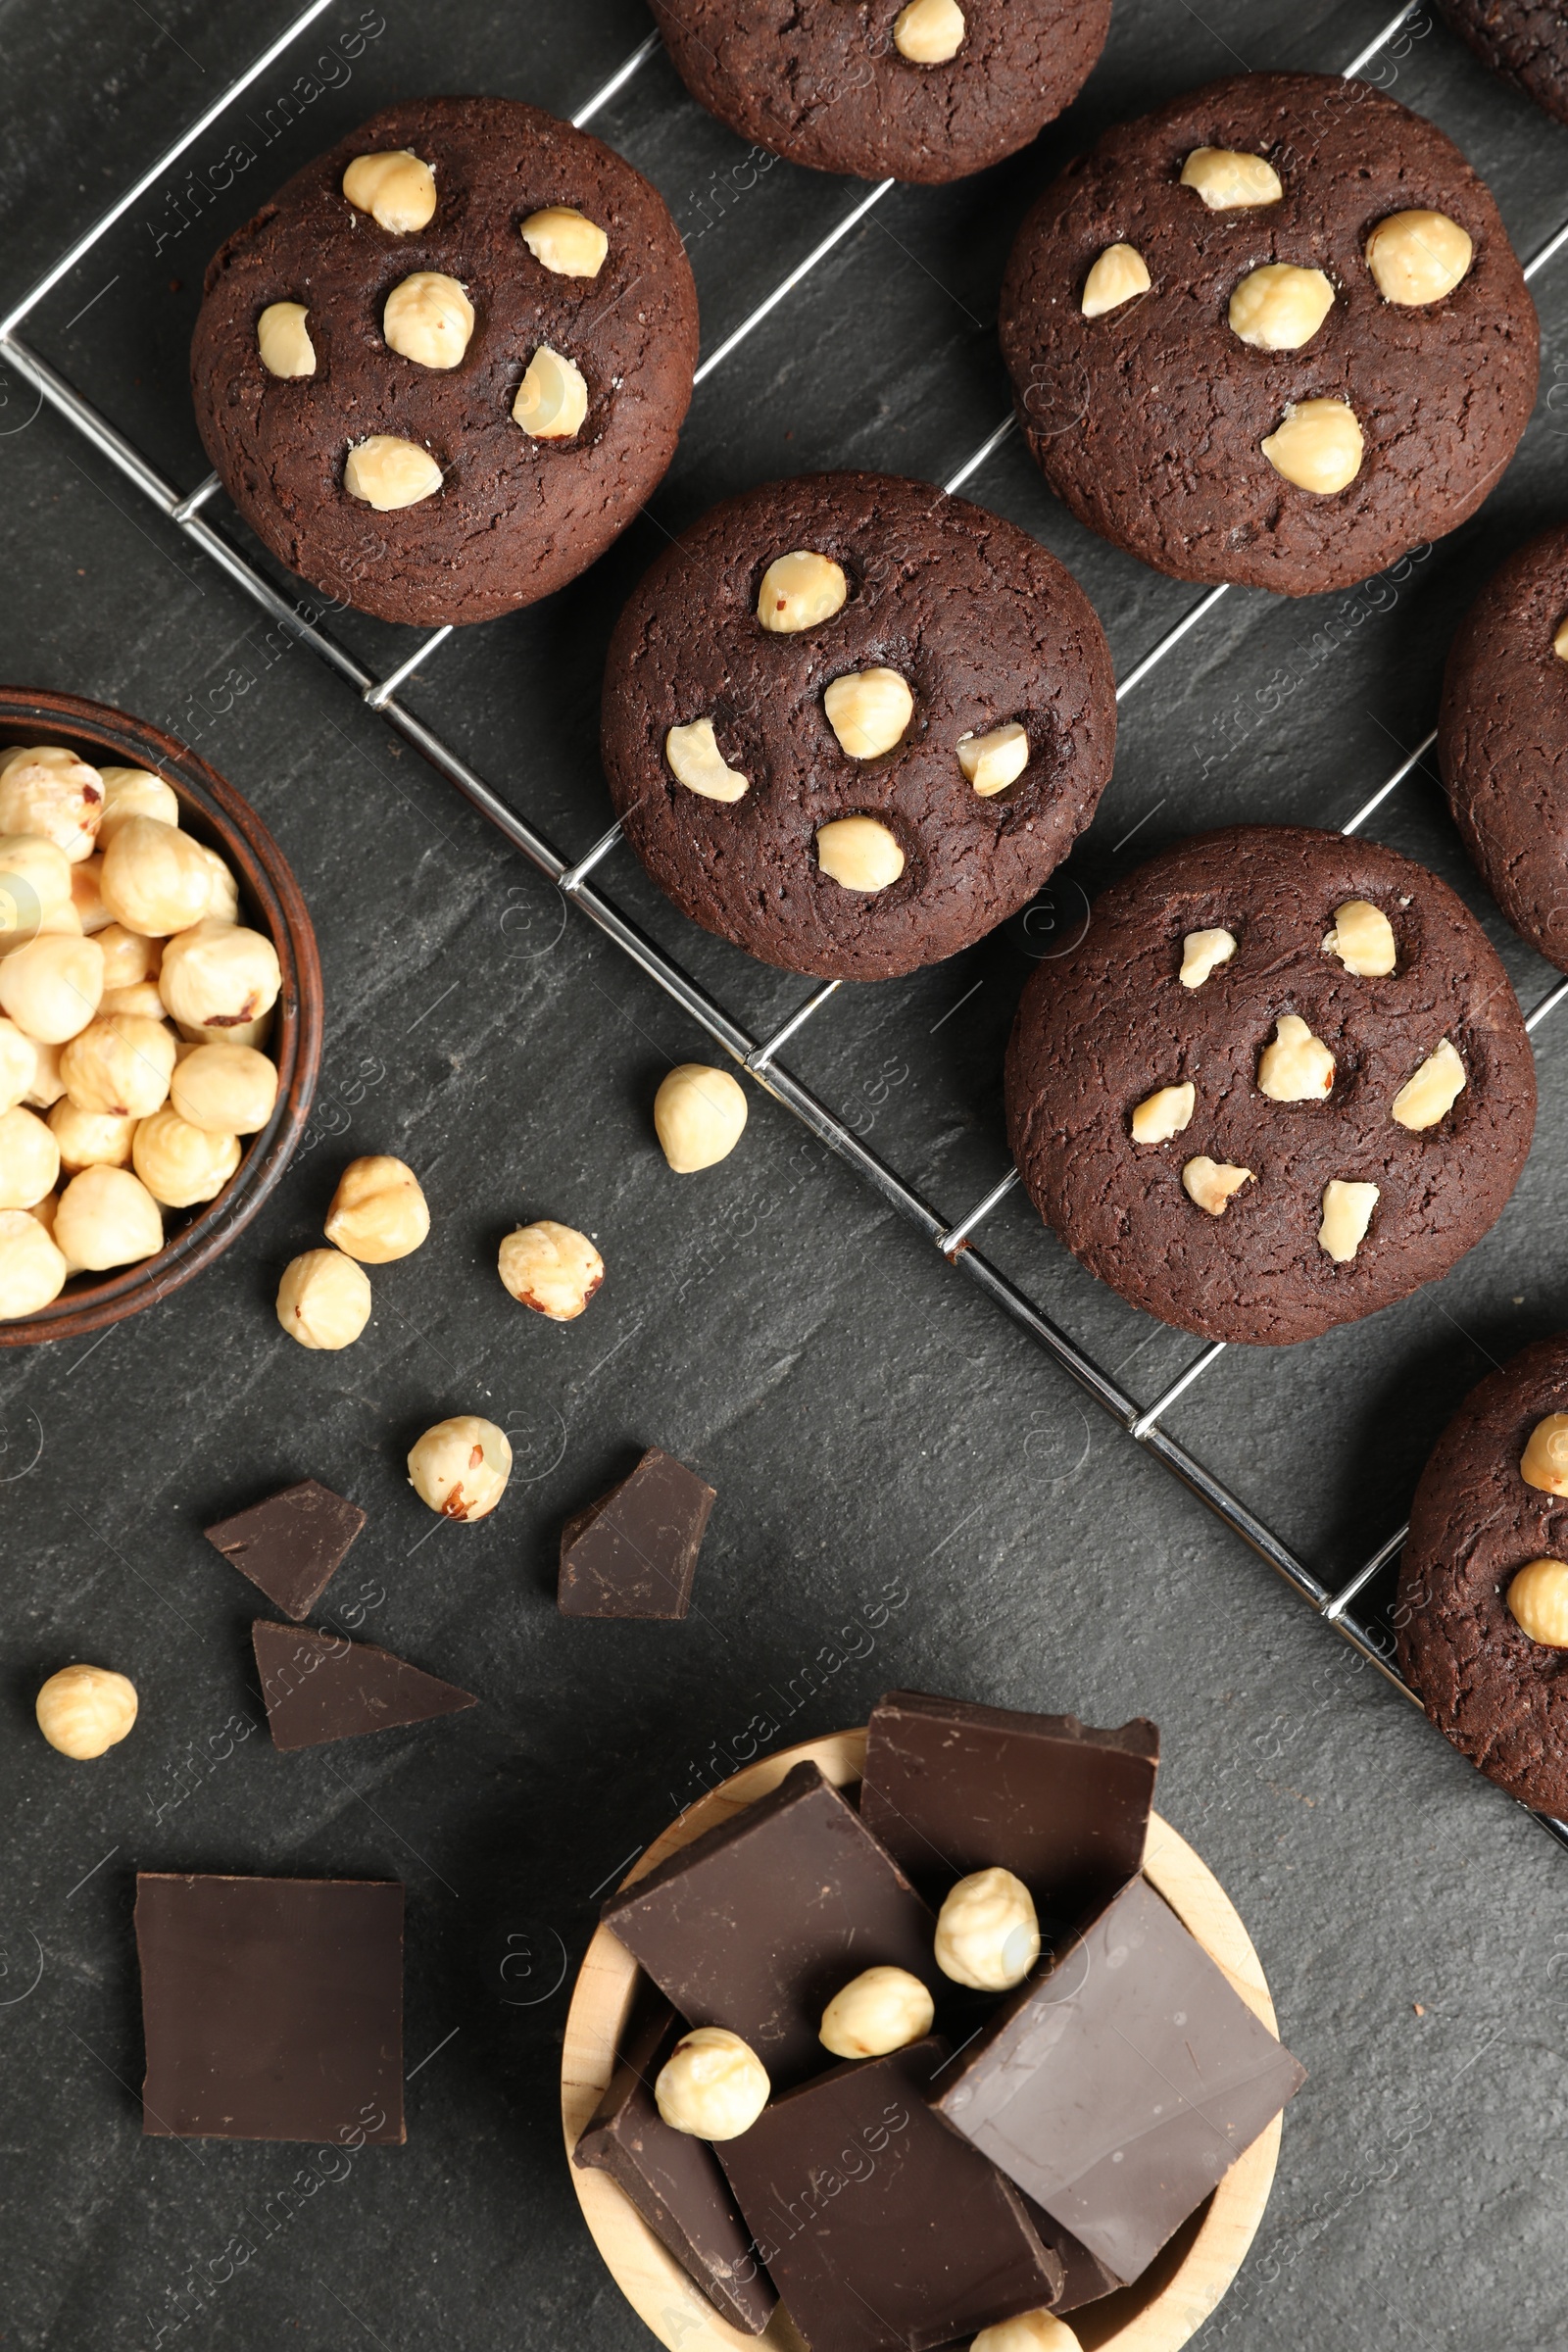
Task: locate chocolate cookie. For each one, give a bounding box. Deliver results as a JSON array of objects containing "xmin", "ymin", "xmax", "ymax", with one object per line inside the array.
[
  {"xmin": 999, "ymin": 74, "xmax": 1539, "ymax": 596},
  {"xmin": 191, "ymin": 98, "xmax": 698, "ymax": 627},
  {"xmin": 1398, "ymin": 1336, "xmax": 1568, "ymax": 1815},
  {"xmin": 1004, "ymin": 827, "xmax": 1536, "ymax": 1346},
  {"xmin": 600, "ymin": 472, "xmax": 1116, "ymax": 982},
  {"xmin": 1439, "ymin": 525, "xmax": 1568, "ymax": 971},
  {"xmin": 649, "ymin": 0, "xmax": 1111, "ymax": 186},
  {"xmin": 1435, "ymin": 0, "xmax": 1568, "ymax": 126}
]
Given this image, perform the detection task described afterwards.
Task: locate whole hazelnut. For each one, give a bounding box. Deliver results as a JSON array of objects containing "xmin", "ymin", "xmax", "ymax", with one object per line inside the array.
[
  {"xmin": 383, "ymin": 270, "xmax": 474, "ymax": 369},
  {"xmin": 757, "ymin": 549, "xmax": 848, "ymax": 634},
  {"xmin": 342, "ymin": 148, "xmax": 438, "ymax": 234},
  {"xmin": 192, "ymin": 842, "xmax": 240, "ymax": 925},
  {"xmin": 97, "ymin": 766, "xmax": 179, "ymax": 844},
  {"xmin": 407, "ymin": 1414, "xmax": 512, "ymax": 1520},
  {"xmin": 258, "ymin": 300, "xmax": 317, "ymax": 378},
  {"xmin": 1520, "ymin": 1413, "xmax": 1568, "ymax": 1497},
  {"xmin": 96, "ymin": 925, "xmax": 161, "ymax": 991},
  {"xmin": 0, "ymin": 745, "xmax": 103, "ymax": 861},
  {"xmin": 654, "ymin": 1064, "xmax": 749, "ymax": 1174},
  {"xmin": 0, "ymin": 832, "xmax": 74, "ymax": 938},
  {"xmin": 23, "ymin": 1038, "xmax": 65, "ymax": 1109},
  {"xmin": 512, "ymin": 346, "xmax": 588, "ymax": 440},
  {"xmin": 132, "ymin": 1108, "xmax": 241, "ymax": 1207},
  {"xmin": 54, "ymin": 1164, "xmax": 164, "ymax": 1270},
  {"xmin": 172, "ymin": 1043, "xmax": 277, "ymax": 1135},
  {"xmin": 276, "ymin": 1248, "xmax": 372, "ymax": 1350},
  {"xmin": 159, "ymin": 919, "xmax": 280, "ymax": 1031},
  {"xmin": 819, "ymin": 1966, "xmax": 935, "ymax": 2059},
  {"xmin": 325, "ymin": 1154, "xmax": 429, "ymax": 1262},
  {"xmin": 654, "ymin": 2028, "xmax": 770, "ymax": 2140},
  {"xmin": 35, "ymin": 1663, "xmax": 138, "ymax": 1758},
  {"xmin": 48, "ymin": 1100, "xmax": 135, "ymax": 1175},
  {"xmin": 177, "ymin": 1009, "xmax": 272, "ymax": 1052},
  {"xmin": 0, "ymin": 932, "xmax": 105, "ymax": 1043},
  {"xmin": 0, "ymin": 1104, "xmax": 62, "ymax": 1208},
  {"xmin": 934, "ymin": 1866, "xmax": 1041, "ymax": 1990},
  {"xmin": 498, "ymin": 1219, "xmax": 604, "ymax": 1319},
  {"xmin": 1506, "ymin": 1558, "xmax": 1568, "ymax": 1648},
  {"xmin": 99, "ymin": 815, "xmax": 214, "ymax": 935},
  {"xmin": 344, "ymin": 434, "xmax": 444, "ymax": 511},
  {"xmin": 0, "ymin": 1203, "xmax": 68, "ymax": 1316},
  {"xmin": 971, "ymin": 2315, "xmax": 1082, "ymax": 2352},
  {"xmin": 60, "ymin": 1014, "xmax": 175, "ymax": 1118},
  {"xmin": 100, "ymin": 981, "xmax": 168, "ymax": 1022},
  {"xmin": 72, "ymin": 855, "xmax": 110, "ymax": 934},
  {"xmin": 0, "ymin": 1016, "xmax": 36, "ymax": 1112},
  {"xmin": 893, "ymin": 0, "xmax": 965, "ymax": 64}
]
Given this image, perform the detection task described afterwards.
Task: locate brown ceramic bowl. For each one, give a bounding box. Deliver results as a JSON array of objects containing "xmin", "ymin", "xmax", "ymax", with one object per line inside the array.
[{"xmin": 0, "ymin": 688, "xmax": 321, "ymax": 1346}]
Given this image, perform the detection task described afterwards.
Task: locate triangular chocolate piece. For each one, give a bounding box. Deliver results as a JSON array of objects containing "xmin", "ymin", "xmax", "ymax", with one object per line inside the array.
[
  {"xmin": 558, "ymin": 1446, "xmax": 714, "ymax": 1620},
  {"xmin": 205, "ymin": 1479, "xmax": 365, "ymax": 1620},
  {"xmin": 253, "ymin": 1621, "xmax": 476, "ymax": 1752}
]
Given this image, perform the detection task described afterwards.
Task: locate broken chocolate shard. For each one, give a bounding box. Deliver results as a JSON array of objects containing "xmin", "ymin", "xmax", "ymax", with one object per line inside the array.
[
  {"xmin": 135, "ymin": 1872, "xmax": 405, "ymax": 2143},
  {"xmin": 253, "ymin": 1620, "xmax": 476, "ymax": 1752},
  {"xmin": 1021, "ymin": 2198, "xmax": 1122, "ymax": 2315},
  {"xmin": 573, "ymin": 2001, "xmax": 778, "ymax": 2333},
  {"xmin": 558, "ymin": 1446, "xmax": 714, "ymax": 1620},
  {"xmin": 933, "ymin": 1874, "xmax": 1304, "ymax": 2287},
  {"xmin": 204, "ymin": 1477, "xmax": 365, "ymax": 1620}
]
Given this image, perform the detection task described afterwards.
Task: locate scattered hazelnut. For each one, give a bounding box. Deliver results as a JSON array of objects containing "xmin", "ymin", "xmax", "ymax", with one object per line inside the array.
[
  {"xmin": 170, "ymin": 1041, "xmax": 277, "ymax": 1135},
  {"xmin": 520, "ymin": 206, "xmax": 609, "ymax": 278},
  {"xmin": 1081, "ymin": 242, "xmax": 1151, "ymax": 318},
  {"xmin": 324, "ymin": 1153, "xmax": 429, "ymax": 1262},
  {"xmin": 0, "ymin": 1204, "xmax": 67, "ymax": 1316},
  {"xmin": 408, "ymin": 1414, "xmax": 513, "ymax": 1520},
  {"xmin": 935, "ymin": 1867, "xmax": 1041, "ymax": 1991},
  {"xmin": 1130, "ymin": 1081, "xmax": 1196, "ymax": 1144},
  {"xmin": 55, "ymin": 1164, "xmax": 164, "ymax": 1269},
  {"xmin": 383, "ymin": 271, "xmax": 474, "ymax": 369},
  {"xmin": 0, "ymin": 933, "xmax": 104, "ymax": 1043},
  {"xmin": 1505, "ymin": 1558, "xmax": 1568, "ymax": 1648},
  {"xmin": 1257, "ymin": 1012, "xmax": 1335, "ymax": 1102},
  {"xmin": 1322, "ymin": 898, "xmax": 1396, "ymax": 976},
  {"xmin": 665, "ymin": 717, "xmax": 749, "ymax": 803},
  {"xmin": 0, "ymin": 1016, "xmax": 35, "ymax": 1111},
  {"xmin": 971, "ymin": 2314, "xmax": 1082, "ymax": 2352},
  {"xmin": 512, "ymin": 346, "xmax": 588, "ymax": 439},
  {"xmin": 0, "ymin": 1104, "xmax": 60, "ymax": 1207},
  {"xmin": 341, "ymin": 149, "xmax": 437, "ymax": 233},
  {"xmin": 1180, "ymin": 926, "xmax": 1236, "ymax": 988},
  {"xmin": 96, "ymin": 924, "xmax": 160, "ymax": 991},
  {"xmin": 0, "ymin": 745, "xmax": 103, "ymax": 861},
  {"xmin": 276, "ymin": 1247, "xmax": 372, "ymax": 1350},
  {"xmin": 132, "ymin": 1108, "xmax": 241, "ymax": 1207},
  {"xmin": 257, "ymin": 300, "xmax": 317, "ymax": 378},
  {"xmin": 893, "ymin": 0, "xmax": 965, "ymax": 65},
  {"xmin": 24, "ymin": 1038, "xmax": 65, "ymax": 1109},
  {"xmin": 60, "ymin": 1014, "xmax": 175, "ymax": 1119},
  {"xmin": 1180, "ymin": 147, "xmax": 1284, "ymax": 210},
  {"xmin": 819, "ymin": 1966, "xmax": 935, "ymax": 2058},
  {"xmin": 48, "ymin": 1100, "xmax": 135, "ymax": 1175},
  {"xmin": 1228, "ymin": 263, "xmax": 1335, "ymax": 352},
  {"xmin": 758, "ymin": 549, "xmax": 848, "ymax": 634},
  {"xmin": 344, "ymin": 435, "xmax": 444, "ymax": 511},
  {"xmin": 816, "ymin": 815, "xmax": 906, "ymax": 893},
  {"xmin": 1520, "ymin": 1413, "xmax": 1568, "ymax": 1496},
  {"xmin": 956, "ymin": 722, "xmax": 1029, "ymax": 796},
  {"xmin": 497, "ymin": 1219, "xmax": 605, "ymax": 1319},
  {"xmin": 99, "ymin": 816, "xmax": 211, "ymax": 936},
  {"xmin": 1317, "ymin": 1177, "xmax": 1378, "ymax": 1263},
  {"xmin": 1261, "ymin": 399, "xmax": 1364, "ymax": 495},
  {"xmin": 1391, "ymin": 1037, "xmax": 1465, "ymax": 1131},
  {"xmin": 1365, "ymin": 210, "xmax": 1472, "ymax": 306},
  {"xmin": 824, "ymin": 668, "xmax": 913, "ymax": 760},
  {"xmin": 654, "ymin": 2027, "xmax": 770, "ymax": 2140},
  {"xmin": 72, "ymin": 856, "xmax": 110, "ymax": 934},
  {"xmin": 654, "ymin": 1064, "xmax": 749, "ymax": 1173},
  {"xmin": 159, "ymin": 919, "xmax": 280, "ymax": 1032},
  {"xmin": 97, "ymin": 766, "xmax": 179, "ymax": 842},
  {"xmin": 0, "ymin": 832, "xmax": 74, "ymax": 938},
  {"xmin": 35, "ymin": 1663, "xmax": 138, "ymax": 1758},
  {"xmin": 1182, "ymin": 1155, "xmax": 1253, "ymax": 1216}
]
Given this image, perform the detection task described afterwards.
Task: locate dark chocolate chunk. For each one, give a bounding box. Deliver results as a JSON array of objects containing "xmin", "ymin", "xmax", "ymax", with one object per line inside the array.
[
  {"xmin": 860, "ymin": 1690, "xmax": 1158, "ymax": 1926},
  {"xmin": 573, "ymin": 2001, "xmax": 777, "ymax": 2334},
  {"xmin": 601, "ymin": 1761, "xmax": 942, "ymax": 2089},
  {"xmin": 253, "ymin": 1621, "xmax": 476, "ymax": 1752},
  {"xmin": 558, "ymin": 1447, "xmax": 715, "ymax": 1620},
  {"xmin": 135, "ymin": 1872, "xmax": 405, "ymax": 2143},
  {"xmin": 933, "ymin": 1876, "xmax": 1304, "ymax": 2286},
  {"xmin": 718, "ymin": 2037, "xmax": 1063, "ymax": 2352},
  {"xmin": 204, "ymin": 1477, "xmax": 365, "ymax": 1620},
  {"xmin": 1021, "ymin": 2199, "xmax": 1121, "ymax": 2315}
]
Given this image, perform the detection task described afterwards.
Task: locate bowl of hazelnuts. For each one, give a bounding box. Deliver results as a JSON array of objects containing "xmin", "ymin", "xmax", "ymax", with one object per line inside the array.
[{"xmin": 0, "ymin": 687, "xmax": 321, "ymax": 1344}]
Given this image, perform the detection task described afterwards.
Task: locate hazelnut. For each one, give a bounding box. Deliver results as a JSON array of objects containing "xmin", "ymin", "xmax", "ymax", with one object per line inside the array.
[
  {"xmin": 1555, "ymin": 615, "xmax": 1568, "ymax": 664},
  {"xmin": 171, "ymin": 1042, "xmax": 277, "ymax": 1135},
  {"xmin": 1520, "ymin": 1413, "xmax": 1568, "ymax": 1496},
  {"xmin": 758, "ymin": 549, "xmax": 848, "ymax": 634},
  {"xmin": 72, "ymin": 856, "xmax": 110, "ymax": 934},
  {"xmin": 819, "ymin": 1966, "xmax": 934, "ymax": 2059},
  {"xmin": 824, "ymin": 668, "xmax": 913, "ymax": 760},
  {"xmin": 1317, "ymin": 1177, "xmax": 1378, "ymax": 1263},
  {"xmin": 1322, "ymin": 898, "xmax": 1396, "ymax": 976},
  {"xmin": 1391, "ymin": 1037, "xmax": 1465, "ymax": 1131},
  {"xmin": 1182, "ymin": 1155, "xmax": 1253, "ymax": 1216},
  {"xmin": 512, "ymin": 346, "xmax": 588, "ymax": 440},
  {"xmin": 24, "ymin": 1038, "xmax": 65, "ymax": 1109},
  {"xmin": 324, "ymin": 1153, "xmax": 429, "ymax": 1262},
  {"xmin": 55, "ymin": 1164, "xmax": 164, "ymax": 1269},
  {"xmin": 177, "ymin": 1009, "xmax": 272, "ymax": 1052},
  {"xmin": 1081, "ymin": 242, "xmax": 1151, "ymax": 318},
  {"xmin": 384, "ymin": 271, "xmax": 474, "ymax": 369},
  {"xmin": 192, "ymin": 843, "xmax": 239, "ymax": 925},
  {"xmin": 101, "ymin": 981, "xmax": 168, "ymax": 1020},
  {"xmin": 0, "ymin": 933, "xmax": 104, "ymax": 1043},
  {"xmin": 276, "ymin": 1247, "xmax": 372, "ymax": 1350},
  {"xmin": 61, "ymin": 1015, "xmax": 175, "ymax": 1118},
  {"xmin": 665, "ymin": 718, "xmax": 750, "ymax": 804},
  {"xmin": 1365, "ymin": 210, "xmax": 1472, "ymax": 306},
  {"xmin": 498, "ymin": 1219, "xmax": 605, "ymax": 1319},
  {"xmin": 654, "ymin": 2027, "xmax": 769, "ymax": 2140},
  {"xmin": 1261, "ymin": 399, "xmax": 1364, "ymax": 495},
  {"xmin": 1180, "ymin": 147, "xmax": 1284, "ymax": 210},
  {"xmin": 344, "ymin": 435, "xmax": 444, "ymax": 511},
  {"xmin": 97, "ymin": 766, "xmax": 179, "ymax": 842},
  {"xmin": 893, "ymin": 0, "xmax": 965, "ymax": 65},
  {"xmin": 341, "ymin": 149, "xmax": 437, "ymax": 233},
  {"xmin": 257, "ymin": 300, "xmax": 317, "ymax": 377},
  {"xmin": 971, "ymin": 2315, "xmax": 1082, "ymax": 2352},
  {"xmin": 0, "ymin": 1205, "xmax": 67, "ymax": 1316},
  {"xmin": 1257, "ymin": 1011, "xmax": 1335, "ymax": 1102},
  {"xmin": 35, "ymin": 1663, "xmax": 138, "ymax": 1758},
  {"xmin": 1130, "ymin": 1081, "xmax": 1195, "ymax": 1144},
  {"xmin": 0, "ymin": 832, "xmax": 74, "ymax": 937},
  {"xmin": 0, "ymin": 746, "xmax": 103, "ymax": 861},
  {"xmin": 1180, "ymin": 926, "xmax": 1236, "ymax": 988},
  {"xmin": 0, "ymin": 1104, "xmax": 60, "ymax": 1206},
  {"xmin": 132, "ymin": 1108, "xmax": 241, "ymax": 1207},
  {"xmin": 1505, "ymin": 1558, "xmax": 1568, "ymax": 1648},
  {"xmin": 654, "ymin": 1064, "xmax": 749, "ymax": 1173},
  {"xmin": 408, "ymin": 1414, "xmax": 513, "ymax": 1520},
  {"xmin": 99, "ymin": 817, "xmax": 211, "ymax": 936},
  {"xmin": 0, "ymin": 1016, "xmax": 35, "ymax": 1111},
  {"xmin": 1229, "ymin": 263, "xmax": 1335, "ymax": 352},
  {"xmin": 158, "ymin": 919, "xmax": 280, "ymax": 1031},
  {"xmin": 935, "ymin": 1867, "xmax": 1041, "ymax": 1991},
  {"xmin": 956, "ymin": 722, "xmax": 1029, "ymax": 796},
  {"xmin": 816, "ymin": 815, "xmax": 906, "ymax": 893},
  {"xmin": 48, "ymin": 1100, "xmax": 135, "ymax": 1175},
  {"xmin": 519, "ymin": 206, "xmax": 609, "ymax": 278},
  {"xmin": 97, "ymin": 924, "xmax": 161, "ymax": 991}
]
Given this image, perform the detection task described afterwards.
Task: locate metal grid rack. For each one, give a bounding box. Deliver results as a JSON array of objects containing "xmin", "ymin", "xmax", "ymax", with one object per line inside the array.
[{"xmin": 4, "ymin": 0, "xmax": 1566, "ymax": 1849}]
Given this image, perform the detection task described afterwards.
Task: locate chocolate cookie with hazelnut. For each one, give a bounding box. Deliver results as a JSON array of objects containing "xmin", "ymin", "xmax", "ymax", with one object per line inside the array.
[{"xmin": 1434, "ymin": 0, "xmax": 1568, "ymax": 126}]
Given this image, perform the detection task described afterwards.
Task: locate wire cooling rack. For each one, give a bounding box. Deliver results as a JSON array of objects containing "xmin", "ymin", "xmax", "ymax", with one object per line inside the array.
[{"xmin": 3, "ymin": 0, "xmax": 1566, "ymax": 1849}]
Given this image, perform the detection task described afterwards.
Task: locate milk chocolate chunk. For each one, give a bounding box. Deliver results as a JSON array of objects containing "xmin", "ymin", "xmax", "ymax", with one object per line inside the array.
[
  {"xmin": 601, "ymin": 1760, "xmax": 943, "ymax": 2089},
  {"xmin": 860, "ymin": 1690, "xmax": 1158, "ymax": 1925},
  {"xmin": 718, "ymin": 2037, "xmax": 1064, "ymax": 2352},
  {"xmin": 135, "ymin": 1872, "xmax": 405, "ymax": 2142},
  {"xmin": 558, "ymin": 1446, "xmax": 715, "ymax": 1619},
  {"xmin": 252, "ymin": 1621, "xmax": 476, "ymax": 1752},
  {"xmin": 203, "ymin": 1477, "xmax": 365, "ymax": 1619},
  {"xmin": 573, "ymin": 2001, "xmax": 778, "ymax": 2333},
  {"xmin": 933, "ymin": 1876, "xmax": 1304, "ymax": 2285}
]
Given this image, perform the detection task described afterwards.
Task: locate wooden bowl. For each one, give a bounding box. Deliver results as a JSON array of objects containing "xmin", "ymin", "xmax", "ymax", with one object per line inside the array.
[
  {"xmin": 563, "ymin": 1730, "xmax": 1284, "ymax": 2352},
  {"xmin": 0, "ymin": 688, "xmax": 322, "ymax": 1346}
]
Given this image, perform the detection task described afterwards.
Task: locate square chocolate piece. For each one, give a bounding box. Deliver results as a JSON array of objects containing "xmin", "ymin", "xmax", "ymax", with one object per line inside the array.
[
  {"xmin": 204, "ymin": 1478, "xmax": 366, "ymax": 1620},
  {"xmin": 136, "ymin": 1873, "xmax": 405, "ymax": 2143},
  {"xmin": 558, "ymin": 1447, "xmax": 715, "ymax": 1619},
  {"xmin": 933, "ymin": 1875, "xmax": 1304, "ymax": 2285}
]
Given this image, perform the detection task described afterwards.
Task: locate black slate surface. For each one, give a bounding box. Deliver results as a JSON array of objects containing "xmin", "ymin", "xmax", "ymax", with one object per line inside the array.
[{"xmin": 1, "ymin": 4, "xmax": 1566, "ymax": 2349}]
